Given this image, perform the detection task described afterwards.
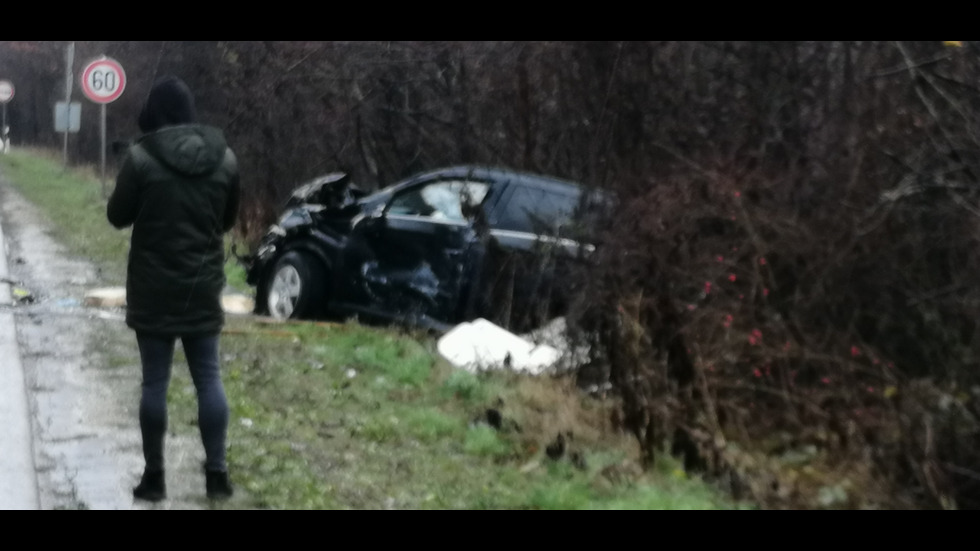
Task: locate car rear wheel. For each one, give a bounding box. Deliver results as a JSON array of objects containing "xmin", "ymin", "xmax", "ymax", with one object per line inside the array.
[{"xmin": 264, "ymin": 251, "xmax": 327, "ymax": 320}]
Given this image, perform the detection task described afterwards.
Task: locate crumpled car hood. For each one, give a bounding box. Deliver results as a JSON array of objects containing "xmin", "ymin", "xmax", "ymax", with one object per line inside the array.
[{"xmin": 285, "ymin": 172, "xmax": 364, "ymax": 210}]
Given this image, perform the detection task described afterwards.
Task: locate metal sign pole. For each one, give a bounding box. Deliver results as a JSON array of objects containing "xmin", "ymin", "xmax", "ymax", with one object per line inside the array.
[
  {"xmin": 80, "ymin": 55, "xmax": 125, "ymax": 195},
  {"xmin": 63, "ymin": 42, "xmax": 74, "ymax": 168},
  {"xmin": 101, "ymin": 103, "xmax": 107, "ymax": 197}
]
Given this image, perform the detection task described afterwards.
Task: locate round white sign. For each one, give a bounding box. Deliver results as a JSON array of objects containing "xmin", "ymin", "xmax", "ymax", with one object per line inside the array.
[
  {"xmin": 81, "ymin": 58, "xmax": 126, "ymax": 104},
  {"xmin": 0, "ymin": 80, "xmax": 14, "ymax": 103}
]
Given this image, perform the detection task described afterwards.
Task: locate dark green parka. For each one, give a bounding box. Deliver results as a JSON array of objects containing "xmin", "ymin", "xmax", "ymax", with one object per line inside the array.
[{"xmin": 107, "ymin": 123, "xmax": 240, "ymax": 336}]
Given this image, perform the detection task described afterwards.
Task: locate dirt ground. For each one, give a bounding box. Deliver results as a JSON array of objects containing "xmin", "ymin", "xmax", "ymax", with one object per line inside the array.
[{"xmin": 0, "ymin": 179, "xmax": 220, "ymax": 510}]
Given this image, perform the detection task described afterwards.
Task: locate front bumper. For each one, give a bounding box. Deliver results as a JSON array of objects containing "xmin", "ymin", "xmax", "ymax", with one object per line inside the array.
[{"xmin": 241, "ymin": 225, "xmax": 286, "ymax": 286}]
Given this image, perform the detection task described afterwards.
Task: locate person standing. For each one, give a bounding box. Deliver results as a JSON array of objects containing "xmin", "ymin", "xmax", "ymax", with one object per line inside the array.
[{"xmin": 107, "ymin": 75, "xmax": 240, "ymax": 502}]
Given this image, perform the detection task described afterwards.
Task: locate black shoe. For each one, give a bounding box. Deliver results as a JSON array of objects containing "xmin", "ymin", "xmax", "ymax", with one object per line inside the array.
[
  {"xmin": 205, "ymin": 469, "xmax": 234, "ymax": 500},
  {"xmin": 133, "ymin": 469, "xmax": 166, "ymax": 502}
]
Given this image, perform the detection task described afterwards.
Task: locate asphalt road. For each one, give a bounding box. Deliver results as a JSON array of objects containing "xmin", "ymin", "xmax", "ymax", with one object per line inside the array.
[
  {"xmin": 0, "ymin": 172, "xmax": 213, "ymax": 510},
  {"xmin": 0, "ymin": 179, "xmax": 37, "ymax": 509}
]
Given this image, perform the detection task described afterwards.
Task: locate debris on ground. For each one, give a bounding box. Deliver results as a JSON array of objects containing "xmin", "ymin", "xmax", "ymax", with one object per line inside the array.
[
  {"xmin": 437, "ymin": 318, "xmax": 561, "ymax": 375},
  {"xmin": 437, "ymin": 316, "xmax": 591, "ymax": 375},
  {"xmin": 11, "ymin": 285, "xmax": 34, "ymax": 303},
  {"xmin": 83, "ymin": 287, "xmax": 126, "ymax": 308},
  {"xmin": 81, "ymin": 286, "xmax": 255, "ymax": 314}
]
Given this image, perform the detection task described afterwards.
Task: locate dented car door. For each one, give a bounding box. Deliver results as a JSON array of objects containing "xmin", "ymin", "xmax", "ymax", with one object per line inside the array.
[{"xmin": 338, "ymin": 178, "xmax": 493, "ymax": 327}]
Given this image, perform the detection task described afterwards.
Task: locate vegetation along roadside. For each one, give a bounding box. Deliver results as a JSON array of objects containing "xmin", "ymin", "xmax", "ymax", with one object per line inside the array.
[{"xmin": 0, "ymin": 147, "xmax": 747, "ymax": 509}]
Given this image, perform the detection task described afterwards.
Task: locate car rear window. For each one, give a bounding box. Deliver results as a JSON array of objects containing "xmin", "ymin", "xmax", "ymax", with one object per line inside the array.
[{"xmin": 494, "ymin": 185, "xmax": 581, "ymax": 235}]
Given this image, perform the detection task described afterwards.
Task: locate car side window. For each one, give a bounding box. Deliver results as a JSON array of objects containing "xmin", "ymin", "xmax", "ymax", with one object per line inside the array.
[
  {"xmin": 494, "ymin": 186, "xmax": 580, "ymax": 235},
  {"xmin": 388, "ymin": 180, "xmax": 490, "ymax": 222}
]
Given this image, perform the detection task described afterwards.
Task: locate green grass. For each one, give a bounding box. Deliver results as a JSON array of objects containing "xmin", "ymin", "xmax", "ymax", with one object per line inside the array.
[
  {"xmin": 1, "ymin": 147, "xmax": 748, "ymax": 510},
  {"xmin": 0, "ymin": 147, "xmax": 251, "ymax": 290},
  {"xmin": 0, "ymin": 148, "xmax": 130, "ymax": 283}
]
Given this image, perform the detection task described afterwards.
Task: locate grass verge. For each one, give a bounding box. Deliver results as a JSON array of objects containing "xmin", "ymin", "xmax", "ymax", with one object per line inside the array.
[{"xmin": 1, "ymin": 147, "xmax": 749, "ymax": 509}]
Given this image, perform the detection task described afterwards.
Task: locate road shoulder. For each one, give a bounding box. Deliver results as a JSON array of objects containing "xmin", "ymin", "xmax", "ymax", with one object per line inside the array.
[{"xmin": 0, "ymin": 175, "xmax": 40, "ymax": 510}]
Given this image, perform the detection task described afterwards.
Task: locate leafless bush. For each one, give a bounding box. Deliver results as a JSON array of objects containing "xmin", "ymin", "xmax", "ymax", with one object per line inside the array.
[{"xmin": 564, "ymin": 41, "xmax": 980, "ymax": 508}]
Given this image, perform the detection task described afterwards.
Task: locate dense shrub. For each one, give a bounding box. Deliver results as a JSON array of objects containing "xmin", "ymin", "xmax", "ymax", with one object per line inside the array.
[{"xmin": 564, "ymin": 41, "xmax": 980, "ymax": 509}]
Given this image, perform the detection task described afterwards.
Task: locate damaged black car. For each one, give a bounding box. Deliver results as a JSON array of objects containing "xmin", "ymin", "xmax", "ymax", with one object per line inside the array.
[{"xmin": 240, "ymin": 165, "xmax": 602, "ymax": 332}]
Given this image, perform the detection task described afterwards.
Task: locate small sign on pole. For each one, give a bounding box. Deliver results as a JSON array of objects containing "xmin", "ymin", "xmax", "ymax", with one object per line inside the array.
[
  {"xmin": 0, "ymin": 80, "xmax": 14, "ymax": 154},
  {"xmin": 0, "ymin": 80, "xmax": 13, "ymax": 103},
  {"xmin": 54, "ymin": 102, "xmax": 82, "ymax": 133},
  {"xmin": 80, "ymin": 57, "xmax": 126, "ymax": 196}
]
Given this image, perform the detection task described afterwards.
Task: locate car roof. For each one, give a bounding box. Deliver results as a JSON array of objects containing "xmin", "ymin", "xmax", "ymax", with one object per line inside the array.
[
  {"xmin": 396, "ymin": 165, "xmax": 584, "ymax": 194},
  {"xmin": 355, "ymin": 166, "xmax": 588, "ymax": 210}
]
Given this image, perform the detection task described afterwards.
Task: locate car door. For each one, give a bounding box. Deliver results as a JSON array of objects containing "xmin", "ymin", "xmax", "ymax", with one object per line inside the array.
[
  {"xmin": 488, "ymin": 182, "xmax": 584, "ymax": 255},
  {"xmin": 479, "ymin": 181, "xmax": 587, "ymax": 331},
  {"xmin": 339, "ymin": 177, "xmax": 493, "ymax": 327}
]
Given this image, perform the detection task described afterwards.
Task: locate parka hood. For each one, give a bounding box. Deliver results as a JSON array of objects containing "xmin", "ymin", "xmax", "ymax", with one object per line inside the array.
[
  {"xmin": 139, "ymin": 76, "xmax": 197, "ymax": 133},
  {"xmin": 139, "ymin": 124, "xmax": 228, "ymax": 177}
]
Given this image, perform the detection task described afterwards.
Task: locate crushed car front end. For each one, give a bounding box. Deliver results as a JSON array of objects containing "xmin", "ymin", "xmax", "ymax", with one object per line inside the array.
[{"xmin": 238, "ymin": 172, "xmax": 369, "ymax": 312}]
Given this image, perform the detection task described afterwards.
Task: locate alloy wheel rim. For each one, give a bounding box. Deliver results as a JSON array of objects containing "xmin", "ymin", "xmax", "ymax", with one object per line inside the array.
[{"xmin": 268, "ymin": 264, "xmax": 302, "ymax": 319}]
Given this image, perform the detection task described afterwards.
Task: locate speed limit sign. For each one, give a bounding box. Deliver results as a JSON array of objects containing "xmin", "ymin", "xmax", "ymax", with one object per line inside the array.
[
  {"xmin": 81, "ymin": 57, "xmax": 126, "ymax": 104},
  {"xmin": 0, "ymin": 80, "xmax": 14, "ymax": 103}
]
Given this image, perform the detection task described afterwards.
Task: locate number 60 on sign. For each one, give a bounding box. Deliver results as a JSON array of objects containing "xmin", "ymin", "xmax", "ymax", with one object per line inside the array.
[{"xmin": 81, "ymin": 57, "xmax": 126, "ymax": 104}]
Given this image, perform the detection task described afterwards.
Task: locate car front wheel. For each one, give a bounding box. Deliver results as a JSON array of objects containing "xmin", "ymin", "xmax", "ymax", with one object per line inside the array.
[{"xmin": 264, "ymin": 251, "xmax": 327, "ymax": 320}]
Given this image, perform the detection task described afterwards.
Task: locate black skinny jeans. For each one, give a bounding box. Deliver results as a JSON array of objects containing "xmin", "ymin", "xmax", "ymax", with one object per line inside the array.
[{"xmin": 136, "ymin": 332, "xmax": 229, "ymax": 473}]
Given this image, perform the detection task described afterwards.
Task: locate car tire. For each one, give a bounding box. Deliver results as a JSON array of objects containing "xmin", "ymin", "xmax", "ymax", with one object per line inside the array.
[{"xmin": 262, "ymin": 251, "xmax": 327, "ymax": 320}]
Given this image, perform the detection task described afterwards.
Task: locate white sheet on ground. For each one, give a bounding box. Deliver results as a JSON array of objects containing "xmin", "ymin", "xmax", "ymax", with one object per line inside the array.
[{"xmin": 437, "ymin": 318, "xmax": 561, "ymax": 375}]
